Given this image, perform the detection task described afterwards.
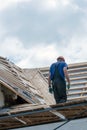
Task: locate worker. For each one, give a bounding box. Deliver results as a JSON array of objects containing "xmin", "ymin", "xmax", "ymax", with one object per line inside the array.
[{"xmin": 48, "ymin": 56, "xmax": 70, "ymax": 104}]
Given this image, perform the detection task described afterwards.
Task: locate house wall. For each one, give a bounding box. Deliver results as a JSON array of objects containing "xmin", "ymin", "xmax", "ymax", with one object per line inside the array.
[{"xmin": 12, "ymin": 118, "xmax": 87, "ymax": 130}]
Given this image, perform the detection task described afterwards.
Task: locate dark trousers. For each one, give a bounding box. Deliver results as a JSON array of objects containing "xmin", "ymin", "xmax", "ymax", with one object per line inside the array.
[{"xmin": 52, "ymin": 79, "xmax": 67, "ymax": 104}]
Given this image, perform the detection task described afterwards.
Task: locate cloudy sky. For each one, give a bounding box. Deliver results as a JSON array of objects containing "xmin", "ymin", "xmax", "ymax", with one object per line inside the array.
[{"xmin": 0, "ymin": 0, "xmax": 87, "ymax": 68}]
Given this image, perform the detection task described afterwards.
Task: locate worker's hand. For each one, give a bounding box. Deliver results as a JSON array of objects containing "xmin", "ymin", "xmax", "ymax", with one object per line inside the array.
[
  {"xmin": 67, "ymin": 83, "xmax": 70, "ymax": 89},
  {"xmin": 49, "ymin": 85, "xmax": 53, "ymax": 94}
]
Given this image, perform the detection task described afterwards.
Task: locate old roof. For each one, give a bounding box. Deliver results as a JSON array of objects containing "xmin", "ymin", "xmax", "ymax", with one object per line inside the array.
[
  {"xmin": 24, "ymin": 61, "xmax": 87, "ymax": 102},
  {"xmin": 0, "ymin": 56, "xmax": 87, "ymax": 129},
  {"xmin": 0, "ymin": 56, "xmax": 44, "ymax": 104},
  {"xmin": 0, "ymin": 99, "xmax": 87, "ymax": 129}
]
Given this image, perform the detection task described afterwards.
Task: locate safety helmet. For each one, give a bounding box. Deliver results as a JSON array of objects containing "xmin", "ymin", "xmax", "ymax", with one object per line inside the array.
[{"xmin": 57, "ymin": 56, "xmax": 65, "ymax": 62}]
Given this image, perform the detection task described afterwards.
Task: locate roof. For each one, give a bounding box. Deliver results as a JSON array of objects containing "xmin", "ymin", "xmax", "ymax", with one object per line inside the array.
[
  {"xmin": 0, "ymin": 99, "xmax": 87, "ymax": 129},
  {"xmin": 0, "ymin": 56, "xmax": 44, "ymax": 104},
  {"xmin": 39, "ymin": 62, "xmax": 87, "ymax": 101},
  {"xmin": 0, "ymin": 56, "xmax": 87, "ymax": 129}
]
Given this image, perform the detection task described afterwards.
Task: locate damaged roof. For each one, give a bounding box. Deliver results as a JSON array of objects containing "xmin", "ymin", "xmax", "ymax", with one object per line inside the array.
[
  {"xmin": 0, "ymin": 99, "xmax": 87, "ymax": 130},
  {"xmin": 0, "ymin": 56, "xmax": 87, "ymax": 129},
  {"xmin": 0, "ymin": 56, "xmax": 45, "ymax": 105}
]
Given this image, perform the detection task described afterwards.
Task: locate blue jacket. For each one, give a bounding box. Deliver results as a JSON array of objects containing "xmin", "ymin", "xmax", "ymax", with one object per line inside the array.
[{"xmin": 49, "ymin": 61, "xmax": 68, "ymax": 80}]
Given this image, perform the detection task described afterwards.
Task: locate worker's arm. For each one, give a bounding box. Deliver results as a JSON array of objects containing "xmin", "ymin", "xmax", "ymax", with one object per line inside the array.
[{"xmin": 63, "ymin": 67, "xmax": 70, "ymax": 88}]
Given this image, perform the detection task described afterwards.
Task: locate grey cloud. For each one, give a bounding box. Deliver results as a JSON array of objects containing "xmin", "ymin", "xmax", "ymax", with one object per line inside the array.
[
  {"xmin": 0, "ymin": 0, "xmax": 87, "ymax": 48},
  {"xmin": 73, "ymin": 0, "xmax": 87, "ymax": 8}
]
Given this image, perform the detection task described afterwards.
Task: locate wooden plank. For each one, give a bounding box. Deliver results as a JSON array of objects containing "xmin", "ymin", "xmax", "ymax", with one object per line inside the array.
[
  {"xmin": 69, "ymin": 76, "xmax": 87, "ymax": 81},
  {"xmin": 69, "ymin": 86, "xmax": 87, "ymax": 90},
  {"xmin": 0, "ymin": 99, "xmax": 87, "ymax": 130},
  {"xmin": 68, "ymin": 66, "xmax": 87, "ymax": 72},
  {"xmin": 70, "ymin": 81, "xmax": 87, "ymax": 86},
  {"xmin": 68, "ymin": 62, "xmax": 87, "ymax": 68},
  {"xmin": 68, "ymin": 95, "xmax": 87, "ymax": 101},
  {"xmin": 0, "ymin": 77, "xmax": 40, "ymax": 104},
  {"xmin": 67, "ymin": 91, "xmax": 87, "ymax": 96},
  {"xmin": 69, "ymin": 71, "xmax": 87, "ymax": 76}
]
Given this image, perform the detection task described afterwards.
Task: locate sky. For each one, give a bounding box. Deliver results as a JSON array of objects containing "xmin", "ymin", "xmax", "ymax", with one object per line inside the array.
[{"xmin": 0, "ymin": 0, "xmax": 87, "ymax": 68}]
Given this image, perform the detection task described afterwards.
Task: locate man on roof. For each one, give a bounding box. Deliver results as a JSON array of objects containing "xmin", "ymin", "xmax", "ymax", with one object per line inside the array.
[{"xmin": 48, "ymin": 56, "xmax": 70, "ymax": 104}]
